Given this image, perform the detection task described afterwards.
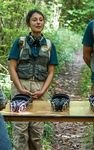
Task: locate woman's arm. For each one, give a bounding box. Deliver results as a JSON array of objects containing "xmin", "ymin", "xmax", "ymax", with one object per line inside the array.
[
  {"xmin": 32, "ymin": 64, "xmax": 55, "ymax": 98},
  {"xmin": 83, "ymin": 45, "xmax": 93, "ymax": 68},
  {"xmin": 41, "ymin": 64, "xmax": 54, "ymax": 93}
]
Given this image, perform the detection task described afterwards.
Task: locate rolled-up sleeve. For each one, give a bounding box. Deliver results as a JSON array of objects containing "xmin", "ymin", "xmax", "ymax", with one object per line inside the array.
[
  {"xmin": 49, "ymin": 43, "xmax": 58, "ymax": 65},
  {"xmin": 82, "ymin": 21, "xmax": 93, "ymax": 47},
  {"xmin": 8, "ymin": 38, "xmax": 20, "ymax": 60}
]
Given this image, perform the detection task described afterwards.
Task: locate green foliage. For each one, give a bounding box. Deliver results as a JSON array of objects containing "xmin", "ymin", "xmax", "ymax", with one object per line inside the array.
[
  {"xmin": 42, "ymin": 122, "xmax": 54, "ymax": 149},
  {"xmin": 45, "ymin": 28, "xmax": 82, "ymax": 71},
  {"xmin": 79, "ymin": 65, "xmax": 91, "ymax": 97},
  {"xmin": 43, "ymin": 122, "xmax": 54, "ymax": 141},
  {"xmin": 0, "ymin": 0, "xmax": 36, "ymax": 65},
  {"xmin": 42, "ymin": 139, "xmax": 52, "ymax": 150},
  {"xmin": 0, "ymin": 73, "xmax": 11, "ymax": 100},
  {"xmin": 59, "ymin": 0, "xmax": 94, "ymax": 33},
  {"xmin": 83, "ymin": 122, "xmax": 94, "ymax": 149},
  {"xmin": 6, "ymin": 122, "xmax": 13, "ymax": 143}
]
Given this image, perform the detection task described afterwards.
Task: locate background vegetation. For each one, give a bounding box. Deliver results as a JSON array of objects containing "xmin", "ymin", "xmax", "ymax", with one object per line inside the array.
[
  {"xmin": 0, "ymin": 0, "xmax": 94, "ymax": 149},
  {"xmin": 0, "ymin": 0, "xmax": 94, "ymax": 65}
]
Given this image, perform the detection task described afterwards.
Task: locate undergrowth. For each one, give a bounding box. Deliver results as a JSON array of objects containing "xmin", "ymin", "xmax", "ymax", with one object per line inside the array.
[{"xmin": 79, "ymin": 65, "xmax": 91, "ymax": 97}]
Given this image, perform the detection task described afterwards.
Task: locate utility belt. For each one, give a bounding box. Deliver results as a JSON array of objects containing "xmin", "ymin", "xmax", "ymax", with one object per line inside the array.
[
  {"xmin": 29, "ymin": 76, "xmax": 39, "ymax": 81},
  {"xmin": 19, "ymin": 76, "xmax": 46, "ymax": 82}
]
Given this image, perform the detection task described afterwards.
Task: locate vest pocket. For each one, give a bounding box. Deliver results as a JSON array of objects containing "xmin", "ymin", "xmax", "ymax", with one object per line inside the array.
[
  {"xmin": 17, "ymin": 63, "xmax": 33, "ymax": 79},
  {"xmin": 35, "ymin": 65, "xmax": 48, "ymax": 81}
]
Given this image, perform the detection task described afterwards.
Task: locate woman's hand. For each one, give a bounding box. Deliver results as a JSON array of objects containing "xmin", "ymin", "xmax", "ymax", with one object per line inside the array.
[
  {"xmin": 31, "ymin": 90, "xmax": 44, "ymax": 99},
  {"xmin": 32, "ymin": 65, "xmax": 55, "ymax": 99},
  {"xmin": 18, "ymin": 86, "xmax": 33, "ymax": 96}
]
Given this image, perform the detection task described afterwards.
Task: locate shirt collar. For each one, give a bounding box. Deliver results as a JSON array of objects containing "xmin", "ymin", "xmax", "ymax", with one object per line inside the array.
[{"xmin": 26, "ymin": 33, "xmax": 47, "ymax": 47}]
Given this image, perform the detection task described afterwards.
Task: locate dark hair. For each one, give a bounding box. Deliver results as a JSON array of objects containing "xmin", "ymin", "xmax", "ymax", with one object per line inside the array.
[{"xmin": 26, "ymin": 9, "xmax": 45, "ymax": 25}]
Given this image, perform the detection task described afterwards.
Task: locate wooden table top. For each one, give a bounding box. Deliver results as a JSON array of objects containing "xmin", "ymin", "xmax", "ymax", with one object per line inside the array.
[{"xmin": 1, "ymin": 100, "xmax": 94, "ymax": 122}]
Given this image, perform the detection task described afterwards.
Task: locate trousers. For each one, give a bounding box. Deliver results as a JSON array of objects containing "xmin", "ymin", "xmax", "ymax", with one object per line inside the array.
[{"xmin": 11, "ymin": 79, "xmax": 50, "ymax": 150}]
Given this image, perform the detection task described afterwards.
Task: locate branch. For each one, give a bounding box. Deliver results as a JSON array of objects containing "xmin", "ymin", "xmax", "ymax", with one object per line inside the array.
[{"xmin": 0, "ymin": 64, "xmax": 9, "ymax": 74}]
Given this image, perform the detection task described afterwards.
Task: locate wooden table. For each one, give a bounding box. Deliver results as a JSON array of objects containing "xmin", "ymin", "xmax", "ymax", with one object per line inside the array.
[{"xmin": 1, "ymin": 100, "xmax": 94, "ymax": 122}]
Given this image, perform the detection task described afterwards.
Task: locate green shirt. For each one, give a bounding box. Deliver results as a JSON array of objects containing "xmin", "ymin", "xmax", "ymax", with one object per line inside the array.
[
  {"xmin": 82, "ymin": 20, "xmax": 93, "ymax": 48},
  {"xmin": 8, "ymin": 36, "xmax": 58, "ymax": 66}
]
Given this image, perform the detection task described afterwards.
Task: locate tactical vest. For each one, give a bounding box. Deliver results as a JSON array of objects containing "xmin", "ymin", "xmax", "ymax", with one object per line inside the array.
[{"xmin": 17, "ymin": 37, "xmax": 51, "ymax": 81}]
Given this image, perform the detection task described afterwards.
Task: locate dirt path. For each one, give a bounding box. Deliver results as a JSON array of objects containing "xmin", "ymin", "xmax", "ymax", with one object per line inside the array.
[
  {"xmin": 53, "ymin": 50, "xmax": 85, "ymax": 99},
  {"xmin": 51, "ymin": 50, "xmax": 94, "ymax": 150}
]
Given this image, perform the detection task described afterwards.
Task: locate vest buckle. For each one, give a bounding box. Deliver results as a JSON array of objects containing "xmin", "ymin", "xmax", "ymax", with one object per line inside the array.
[{"xmin": 32, "ymin": 76, "xmax": 35, "ymax": 81}]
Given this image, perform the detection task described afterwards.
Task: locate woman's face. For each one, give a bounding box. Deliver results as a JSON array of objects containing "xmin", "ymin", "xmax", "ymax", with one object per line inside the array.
[{"xmin": 29, "ymin": 12, "xmax": 45, "ymax": 36}]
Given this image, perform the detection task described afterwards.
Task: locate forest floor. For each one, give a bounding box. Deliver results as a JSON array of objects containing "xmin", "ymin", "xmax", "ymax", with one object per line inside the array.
[{"xmin": 51, "ymin": 49, "xmax": 94, "ymax": 150}]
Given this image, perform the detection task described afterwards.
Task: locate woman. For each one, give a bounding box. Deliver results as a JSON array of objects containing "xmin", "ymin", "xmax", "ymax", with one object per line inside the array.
[{"xmin": 8, "ymin": 9, "xmax": 58, "ymax": 150}]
